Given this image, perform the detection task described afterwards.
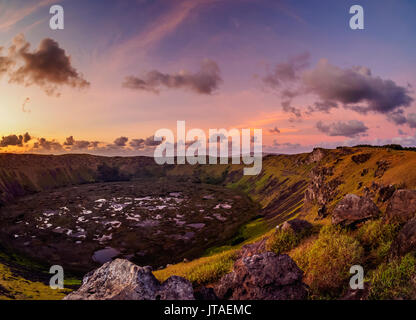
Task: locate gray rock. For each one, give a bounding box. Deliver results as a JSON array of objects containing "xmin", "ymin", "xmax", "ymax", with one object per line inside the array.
[
  {"xmin": 332, "ymin": 194, "xmax": 379, "ymax": 227},
  {"xmin": 390, "ymin": 218, "xmax": 416, "ymax": 258},
  {"xmin": 281, "ymin": 219, "xmax": 312, "ymax": 234},
  {"xmin": 215, "ymin": 252, "xmax": 307, "ymax": 300},
  {"xmin": 384, "ymin": 189, "xmax": 416, "ymax": 224},
  {"xmin": 64, "ymin": 259, "xmax": 194, "ymax": 300}
]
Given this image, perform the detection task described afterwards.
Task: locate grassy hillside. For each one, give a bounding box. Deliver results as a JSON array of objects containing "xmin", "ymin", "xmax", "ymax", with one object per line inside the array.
[{"xmin": 1, "ymin": 146, "xmax": 416, "ymax": 299}]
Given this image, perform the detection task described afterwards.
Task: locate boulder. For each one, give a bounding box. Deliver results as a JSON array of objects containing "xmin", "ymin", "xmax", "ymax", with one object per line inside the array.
[
  {"xmin": 332, "ymin": 194, "xmax": 380, "ymax": 227},
  {"xmin": 281, "ymin": 219, "xmax": 312, "ymax": 234},
  {"xmin": 384, "ymin": 189, "xmax": 416, "ymax": 224},
  {"xmin": 215, "ymin": 252, "xmax": 307, "ymax": 300},
  {"xmin": 64, "ymin": 259, "xmax": 194, "ymax": 300},
  {"xmin": 390, "ymin": 218, "xmax": 416, "ymax": 258},
  {"xmin": 237, "ymin": 237, "xmax": 268, "ymax": 259}
]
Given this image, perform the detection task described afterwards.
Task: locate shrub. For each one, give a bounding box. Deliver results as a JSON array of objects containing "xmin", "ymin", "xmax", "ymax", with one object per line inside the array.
[
  {"xmin": 356, "ymin": 220, "xmax": 400, "ymax": 264},
  {"xmin": 291, "ymin": 225, "xmax": 364, "ymax": 297},
  {"xmin": 266, "ymin": 229, "xmax": 301, "ymax": 255},
  {"xmin": 368, "ymin": 254, "xmax": 416, "ymax": 300}
]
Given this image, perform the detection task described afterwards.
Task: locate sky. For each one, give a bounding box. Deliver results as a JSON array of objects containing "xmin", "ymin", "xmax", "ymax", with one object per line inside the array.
[{"xmin": 0, "ymin": 0, "xmax": 415, "ymax": 155}]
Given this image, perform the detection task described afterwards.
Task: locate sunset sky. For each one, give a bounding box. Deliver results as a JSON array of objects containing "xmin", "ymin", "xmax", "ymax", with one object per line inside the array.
[{"xmin": 0, "ymin": 0, "xmax": 415, "ymax": 155}]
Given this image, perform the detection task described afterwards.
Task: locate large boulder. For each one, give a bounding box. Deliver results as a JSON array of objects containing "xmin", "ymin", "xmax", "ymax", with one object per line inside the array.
[
  {"xmin": 215, "ymin": 252, "xmax": 307, "ymax": 300},
  {"xmin": 281, "ymin": 219, "xmax": 313, "ymax": 234},
  {"xmin": 390, "ymin": 218, "xmax": 416, "ymax": 258},
  {"xmin": 332, "ymin": 194, "xmax": 380, "ymax": 227},
  {"xmin": 384, "ymin": 189, "xmax": 416, "ymax": 224},
  {"xmin": 64, "ymin": 259, "xmax": 194, "ymax": 300}
]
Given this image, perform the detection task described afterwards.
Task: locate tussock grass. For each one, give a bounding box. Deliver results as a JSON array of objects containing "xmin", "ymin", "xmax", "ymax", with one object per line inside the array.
[
  {"xmin": 290, "ymin": 225, "xmax": 364, "ymax": 298},
  {"xmin": 153, "ymin": 250, "xmax": 238, "ymax": 286},
  {"xmin": 368, "ymin": 254, "xmax": 416, "ymax": 300}
]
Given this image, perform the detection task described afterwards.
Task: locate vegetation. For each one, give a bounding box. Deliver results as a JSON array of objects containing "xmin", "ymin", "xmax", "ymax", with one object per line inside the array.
[
  {"xmin": 368, "ymin": 254, "xmax": 416, "ymax": 300},
  {"xmin": 356, "ymin": 220, "xmax": 400, "ymax": 265},
  {"xmin": 154, "ymin": 250, "xmax": 237, "ymax": 286},
  {"xmin": 291, "ymin": 225, "xmax": 364, "ymax": 298}
]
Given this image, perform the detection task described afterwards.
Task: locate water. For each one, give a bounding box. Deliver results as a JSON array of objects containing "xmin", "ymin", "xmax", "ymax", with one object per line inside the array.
[{"xmin": 92, "ymin": 247, "xmax": 120, "ymax": 264}]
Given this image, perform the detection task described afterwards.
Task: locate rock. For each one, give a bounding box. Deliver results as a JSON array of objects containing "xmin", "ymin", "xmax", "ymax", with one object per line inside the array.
[
  {"xmin": 374, "ymin": 160, "xmax": 390, "ymax": 178},
  {"xmin": 384, "ymin": 189, "xmax": 416, "ymax": 224},
  {"xmin": 332, "ymin": 194, "xmax": 380, "ymax": 227},
  {"xmin": 307, "ymin": 148, "xmax": 327, "ymax": 164},
  {"xmin": 64, "ymin": 259, "xmax": 194, "ymax": 300},
  {"xmin": 378, "ymin": 184, "xmax": 396, "ymax": 203},
  {"xmin": 281, "ymin": 219, "xmax": 312, "ymax": 234},
  {"xmin": 157, "ymin": 276, "xmax": 195, "ymax": 300},
  {"xmin": 237, "ymin": 237, "xmax": 268, "ymax": 259},
  {"xmin": 194, "ymin": 286, "xmax": 218, "ymax": 300},
  {"xmin": 390, "ymin": 218, "xmax": 416, "ymax": 258},
  {"xmin": 351, "ymin": 153, "xmax": 371, "ymax": 164},
  {"xmin": 215, "ymin": 252, "xmax": 308, "ymax": 300},
  {"xmin": 304, "ymin": 166, "xmax": 341, "ymax": 206}
]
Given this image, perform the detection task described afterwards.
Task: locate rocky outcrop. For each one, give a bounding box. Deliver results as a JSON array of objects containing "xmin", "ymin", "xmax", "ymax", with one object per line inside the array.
[
  {"xmin": 304, "ymin": 166, "xmax": 341, "ymax": 206},
  {"xmin": 332, "ymin": 194, "xmax": 380, "ymax": 227},
  {"xmin": 215, "ymin": 252, "xmax": 307, "ymax": 300},
  {"xmin": 64, "ymin": 259, "xmax": 194, "ymax": 300},
  {"xmin": 351, "ymin": 153, "xmax": 371, "ymax": 164},
  {"xmin": 281, "ymin": 219, "xmax": 312, "ymax": 234},
  {"xmin": 384, "ymin": 189, "xmax": 416, "ymax": 224},
  {"xmin": 390, "ymin": 218, "xmax": 416, "ymax": 258}
]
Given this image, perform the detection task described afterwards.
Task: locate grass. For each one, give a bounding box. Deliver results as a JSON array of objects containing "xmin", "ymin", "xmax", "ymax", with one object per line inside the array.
[
  {"xmin": 153, "ymin": 249, "xmax": 238, "ymax": 286},
  {"xmin": 368, "ymin": 254, "xmax": 416, "ymax": 300},
  {"xmin": 356, "ymin": 219, "xmax": 401, "ymax": 265},
  {"xmin": 0, "ymin": 262, "xmax": 71, "ymax": 300},
  {"xmin": 290, "ymin": 225, "xmax": 364, "ymax": 298}
]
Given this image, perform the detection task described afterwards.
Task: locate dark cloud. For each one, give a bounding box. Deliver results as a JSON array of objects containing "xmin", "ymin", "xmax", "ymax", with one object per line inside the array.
[
  {"xmin": 113, "ymin": 136, "xmax": 129, "ymax": 147},
  {"xmin": 122, "ymin": 59, "xmax": 222, "ymax": 95},
  {"xmin": 0, "ymin": 135, "xmax": 23, "ymax": 147},
  {"xmin": 144, "ymin": 135, "xmax": 163, "ymax": 146},
  {"xmin": 307, "ymin": 100, "xmax": 338, "ymax": 114},
  {"xmin": 129, "ymin": 138, "xmax": 145, "ymax": 149},
  {"xmin": 303, "ymin": 59, "xmax": 413, "ymax": 115},
  {"xmin": 33, "ymin": 138, "xmax": 63, "ymax": 151},
  {"xmin": 0, "ymin": 132, "xmax": 31, "ymax": 147},
  {"xmin": 263, "ymin": 52, "xmax": 310, "ymax": 88},
  {"xmin": 282, "ymin": 100, "xmax": 301, "ymax": 118},
  {"xmin": 269, "ymin": 126, "xmax": 281, "ymax": 134},
  {"xmin": 63, "ymin": 136, "xmax": 75, "ymax": 146},
  {"xmin": 23, "ymin": 132, "xmax": 31, "ymax": 143},
  {"xmin": 316, "ymin": 120, "xmax": 368, "ymax": 138},
  {"xmin": 3, "ymin": 34, "xmax": 89, "ymax": 96},
  {"xmin": 63, "ymin": 136, "xmax": 98, "ymax": 150}
]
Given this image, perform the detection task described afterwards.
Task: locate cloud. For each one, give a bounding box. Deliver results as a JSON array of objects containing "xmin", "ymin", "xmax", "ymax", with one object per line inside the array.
[
  {"xmin": 269, "ymin": 126, "xmax": 281, "ymax": 134},
  {"xmin": 0, "ymin": 132, "xmax": 31, "ymax": 147},
  {"xmin": 33, "ymin": 138, "xmax": 63, "ymax": 151},
  {"xmin": 0, "ymin": 34, "xmax": 89, "ymax": 96},
  {"xmin": 405, "ymin": 113, "xmax": 416, "ymax": 128},
  {"xmin": 316, "ymin": 120, "xmax": 369, "ymax": 138},
  {"xmin": 63, "ymin": 136, "xmax": 98, "ymax": 150},
  {"xmin": 129, "ymin": 138, "xmax": 145, "ymax": 149},
  {"xmin": 113, "ymin": 136, "xmax": 129, "ymax": 147},
  {"xmin": 263, "ymin": 52, "xmax": 310, "ymax": 88},
  {"xmin": 303, "ymin": 59, "xmax": 413, "ymax": 115},
  {"xmin": 282, "ymin": 100, "xmax": 302, "ymax": 118},
  {"xmin": 6, "ymin": 34, "xmax": 90, "ymax": 96},
  {"xmin": 144, "ymin": 135, "xmax": 163, "ymax": 146},
  {"xmin": 122, "ymin": 59, "xmax": 222, "ymax": 95}
]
